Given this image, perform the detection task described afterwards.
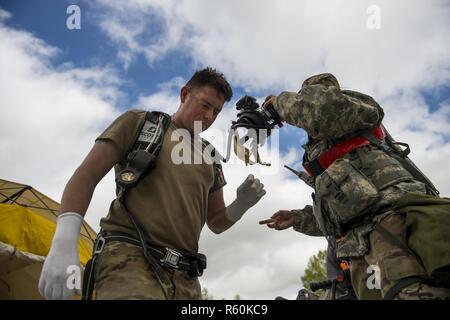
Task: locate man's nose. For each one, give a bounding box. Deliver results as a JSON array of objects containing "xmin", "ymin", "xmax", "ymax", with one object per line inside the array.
[{"xmin": 204, "ymin": 108, "xmax": 214, "ymax": 121}]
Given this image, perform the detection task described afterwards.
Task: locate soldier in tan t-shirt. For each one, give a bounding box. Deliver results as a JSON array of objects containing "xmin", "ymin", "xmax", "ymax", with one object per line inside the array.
[{"xmin": 39, "ymin": 67, "xmax": 267, "ymax": 300}]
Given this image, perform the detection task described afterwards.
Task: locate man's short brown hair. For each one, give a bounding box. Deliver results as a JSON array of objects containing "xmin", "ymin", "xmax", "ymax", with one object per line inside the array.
[{"xmin": 186, "ymin": 67, "xmax": 233, "ymax": 102}]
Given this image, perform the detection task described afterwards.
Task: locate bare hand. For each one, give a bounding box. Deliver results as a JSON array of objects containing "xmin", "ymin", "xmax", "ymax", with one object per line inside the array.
[
  {"xmin": 262, "ymin": 95, "xmax": 285, "ymax": 122},
  {"xmin": 259, "ymin": 210, "xmax": 294, "ymax": 230},
  {"xmin": 262, "ymin": 95, "xmax": 277, "ymax": 109}
]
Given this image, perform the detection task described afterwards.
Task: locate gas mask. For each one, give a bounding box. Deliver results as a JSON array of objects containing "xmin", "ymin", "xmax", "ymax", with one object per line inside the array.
[{"xmin": 223, "ymin": 95, "xmax": 283, "ymax": 166}]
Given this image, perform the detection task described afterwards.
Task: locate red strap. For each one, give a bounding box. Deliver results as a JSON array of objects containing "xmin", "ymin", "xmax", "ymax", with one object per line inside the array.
[
  {"xmin": 304, "ymin": 126, "xmax": 385, "ymax": 177},
  {"xmin": 371, "ymin": 126, "xmax": 385, "ymax": 140}
]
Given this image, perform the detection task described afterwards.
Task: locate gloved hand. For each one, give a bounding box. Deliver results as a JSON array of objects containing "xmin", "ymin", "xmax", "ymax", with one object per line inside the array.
[
  {"xmin": 225, "ymin": 174, "xmax": 266, "ymax": 222},
  {"xmin": 38, "ymin": 212, "xmax": 82, "ymax": 300}
]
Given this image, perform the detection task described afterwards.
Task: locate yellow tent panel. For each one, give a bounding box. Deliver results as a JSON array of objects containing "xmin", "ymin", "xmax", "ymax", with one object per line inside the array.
[
  {"xmin": 0, "ymin": 178, "xmax": 97, "ymax": 299},
  {"xmin": 0, "ymin": 203, "xmax": 92, "ymax": 265}
]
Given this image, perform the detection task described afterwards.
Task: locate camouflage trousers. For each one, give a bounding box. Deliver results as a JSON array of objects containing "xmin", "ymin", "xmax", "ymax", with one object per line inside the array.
[
  {"xmin": 349, "ymin": 211, "xmax": 450, "ymax": 300},
  {"xmin": 93, "ymin": 241, "xmax": 202, "ymax": 300}
]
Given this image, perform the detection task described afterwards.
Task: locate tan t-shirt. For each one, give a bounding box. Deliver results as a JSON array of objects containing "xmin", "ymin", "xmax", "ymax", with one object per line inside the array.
[{"xmin": 96, "ymin": 109, "xmax": 226, "ymax": 253}]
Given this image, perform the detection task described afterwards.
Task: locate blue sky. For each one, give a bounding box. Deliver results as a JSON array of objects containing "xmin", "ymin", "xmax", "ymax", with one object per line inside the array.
[
  {"xmin": 0, "ymin": 0, "xmax": 304, "ymax": 156},
  {"xmin": 1, "ymin": 0, "xmax": 449, "ymax": 300},
  {"xmin": 2, "ymin": 0, "xmax": 447, "ymax": 151},
  {"xmin": 0, "ymin": 0, "xmax": 194, "ymax": 104},
  {"xmin": 0, "ymin": 0, "xmax": 253, "ymax": 103}
]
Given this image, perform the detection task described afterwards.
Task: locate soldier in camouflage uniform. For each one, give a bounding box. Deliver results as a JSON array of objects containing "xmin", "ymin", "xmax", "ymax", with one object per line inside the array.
[
  {"xmin": 39, "ymin": 68, "xmax": 266, "ymax": 300},
  {"xmin": 261, "ymin": 73, "xmax": 450, "ymax": 300}
]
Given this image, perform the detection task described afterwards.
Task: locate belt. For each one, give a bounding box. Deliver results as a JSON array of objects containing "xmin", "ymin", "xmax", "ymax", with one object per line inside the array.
[{"xmin": 93, "ymin": 233, "xmax": 207, "ymax": 277}]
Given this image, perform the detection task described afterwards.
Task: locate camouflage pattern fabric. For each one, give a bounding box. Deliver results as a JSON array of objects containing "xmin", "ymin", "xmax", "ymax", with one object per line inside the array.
[
  {"xmin": 393, "ymin": 192, "xmax": 450, "ymax": 285},
  {"xmin": 274, "ymin": 73, "xmax": 449, "ymax": 299},
  {"xmin": 291, "ymin": 205, "xmax": 323, "ymax": 236},
  {"xmin": 301, "ymin": 73, "xmax": 340, "ymax": 90},
  {"xmin": 318, "ymin": 286, "xmax": 358, "ymax": 300},
  {"xmin": 273, "ymin": 73, "xmax": 426, "ymax": 256},
  {"xmin": 274, "ymin": 79, "xmax": 381, "ymax": 142},
  {"xmin": 394, "ymin": 283, "xmax": 450, "ymax": 300},
  {"xmin": 349, "ymin": 211, "xmax": 450, "ymax": 299},
  {"xmin": 94, "ymin": 241, "xmax": 201, "ymax": 300}
]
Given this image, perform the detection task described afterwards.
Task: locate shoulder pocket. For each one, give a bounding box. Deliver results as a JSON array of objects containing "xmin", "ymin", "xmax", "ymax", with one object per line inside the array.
[{"xmin": 315, "ymin": 158, "xmax": 381, "ymax": 223}]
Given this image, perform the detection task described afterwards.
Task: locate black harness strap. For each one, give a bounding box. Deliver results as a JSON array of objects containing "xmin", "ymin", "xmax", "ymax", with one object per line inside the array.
[
  {"xmin": 82, "ymin": 111, "xmax": 174, "ymax": 300},
  {"xmin": 373, "ymin": 223, "xmax": 420, "ymax": 261},
  {"xmin": 121, "ymin": 197, "xmax": 175, "ymax": 299},
  {"xmin": 384, "ymin": 277, "xmax": 426, "ymax": 300},
  {"xmin": 116, "ymin": 111, "xmax": 174, "ymax": 299}
]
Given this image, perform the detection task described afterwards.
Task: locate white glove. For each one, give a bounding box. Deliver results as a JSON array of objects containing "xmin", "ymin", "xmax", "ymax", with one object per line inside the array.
[
  {"xmin": 38, "ymin": 212, "xmax": 83, "ymax": 300},
  {"xmin": 225, "ymin": 174, "xmax": 266, "ymax": 222}
]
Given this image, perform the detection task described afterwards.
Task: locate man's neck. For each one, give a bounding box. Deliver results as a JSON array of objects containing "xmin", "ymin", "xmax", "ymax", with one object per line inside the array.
[
  {"xmin": 171, "ymin": 113, "xmax": 196, "ymax": 137},
  {"xmin": 171, "ymin": 112, "xmax": 182, "ymax": 128}
]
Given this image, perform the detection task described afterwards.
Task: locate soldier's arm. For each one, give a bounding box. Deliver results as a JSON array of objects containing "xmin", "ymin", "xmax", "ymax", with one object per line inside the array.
[
  {"xmin": 206, "ymin": 188, "xmax": 236, "ymax": 234},
  {"xmin": 60, "ymin": 111, "xmax": 141, "ymax": 217},
  {"xmin": 59, "ymin": 140, "xmax": 120, "ymax": 217},
  {"xmin": 273, "ymin": 85, "xmax": 382, "ymax": 139},
  {"xmin": 207, "ymin": 175, "xmax": 266, "ymax": 234},
  {"xmin": 292, "ymin": 205, "xmax": 324, "ymax": 236},
  {"xmin": 39, "ymin": 139, "xmax": 120, "ymax": 300}
]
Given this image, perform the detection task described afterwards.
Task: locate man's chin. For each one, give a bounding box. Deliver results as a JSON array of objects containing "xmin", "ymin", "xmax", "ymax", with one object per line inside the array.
[
  {"xmin": 186, "ymin": 126, "xmax": 205, "ymax": 135},
  {"xmin": 196, "ymin": 122, "xmax": 209, "ymax": 132}
]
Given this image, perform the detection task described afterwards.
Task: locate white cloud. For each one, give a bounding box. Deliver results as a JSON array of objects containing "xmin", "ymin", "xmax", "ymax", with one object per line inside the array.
[
  {"xmin": 199, "ymin": 156, "xmax": 328, "ymax": 299},
  {"xmin": 2, "ymin": 0, "xmax": 450, "ymax": 300},
  {"xmin": 0, "ymin": 12, "xmax": 120, "ymax": 230},
  {"xmin": 93, "ymin": 0, "xmax": 184, "ymax": 69},
  {"xmin": 0, "ymin": 14, "xmax": 324, "ymax": 300},
  {"xmin": 92, "ymin": 0, "xmax": 450, "ymax": 299},
  {"xmin": 127, "ymin": 81, "xmax": 327, "ymax": 299},
  {"xmin": 0, "ymin": 8, "xmax": 12, "ymax": 22},
  {"xmin": 93, "ymin": 0, "xmax": 450, "ymax": 95},
  {"xmin": 380, "ymin": 91, "xmax": 450, "ymax": 195},
  {"xmin": 135, "ymin": 77, "xmax": 184, "ymax": 114}
]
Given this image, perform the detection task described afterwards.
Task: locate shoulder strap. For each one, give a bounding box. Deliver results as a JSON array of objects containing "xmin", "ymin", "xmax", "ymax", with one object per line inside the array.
[
  {"xmin": 116, "ymin": 111, "xmax": 171, "ymax": 193},
  {"xmin": 115, "ymin": 111, "xmax": 175, "ymax": 299}
]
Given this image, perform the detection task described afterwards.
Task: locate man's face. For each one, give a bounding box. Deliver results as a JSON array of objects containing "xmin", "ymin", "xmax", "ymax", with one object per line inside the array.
[{"xmin": 178, "ymin": 85, "xmax": 225, "ymax": 132}]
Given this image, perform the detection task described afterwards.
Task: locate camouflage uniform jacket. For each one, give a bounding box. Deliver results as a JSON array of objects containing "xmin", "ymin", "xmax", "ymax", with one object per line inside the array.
[
  {"xmin": 292, "ymin": 205, "xmax": 323, "ymax": 236},
  {"xmin": 274, "ymin": 73, "xmax": 426, "ymax": 258}
]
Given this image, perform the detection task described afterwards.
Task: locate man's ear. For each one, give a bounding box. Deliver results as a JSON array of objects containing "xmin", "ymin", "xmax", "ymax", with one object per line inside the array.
[{"xmin": 180, "ymin": 86, "xmax": 190, "ymax": 103}]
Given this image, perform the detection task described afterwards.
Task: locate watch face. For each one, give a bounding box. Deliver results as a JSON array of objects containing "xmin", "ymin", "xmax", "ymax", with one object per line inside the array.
[{"xmin": 121, "ymin": 171, "xmax": 135, "ymax": 182}]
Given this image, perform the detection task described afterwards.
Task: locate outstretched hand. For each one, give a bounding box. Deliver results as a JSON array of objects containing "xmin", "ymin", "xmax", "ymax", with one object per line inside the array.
[
  {"xmin": 259, "ymin": 210, "xmax": 294, "ymax": 230},
  {"xmin": 262, "ymin": 95, "xmax": 277, "ymax": 109}
]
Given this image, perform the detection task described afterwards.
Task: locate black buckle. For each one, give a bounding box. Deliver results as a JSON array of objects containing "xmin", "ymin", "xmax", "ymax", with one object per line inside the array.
[
  {"xmin": 160, "ymin": 248, "xmax": 181, "ymax": 269},
  {"xmin": 116, "ymin": 150, "xmax": 157, "ymax": 189},
  {"xmin": 304, "ymin": 159, "xmax": 324, "ymax": 176},
  {"xmin": 188, "ymin": 254, "xmax": 207, "ymax": 277},
  {"xmin": 93, "ymin": 236, "xmax": 106, "ymax": 255}
]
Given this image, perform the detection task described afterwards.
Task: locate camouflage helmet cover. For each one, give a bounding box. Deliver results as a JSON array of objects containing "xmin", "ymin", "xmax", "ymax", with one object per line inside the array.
[{"xmin": 301, "ymin": 73, "xmax": 340, "ymax": 91}]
